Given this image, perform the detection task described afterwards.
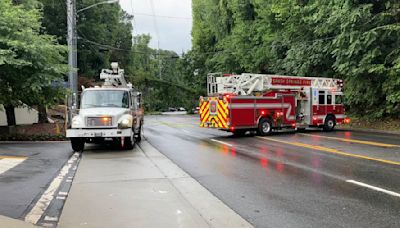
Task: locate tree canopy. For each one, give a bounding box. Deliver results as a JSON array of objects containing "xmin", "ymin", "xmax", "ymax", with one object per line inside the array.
[
  {"xmin": 0, "ymin": 0, "xmax": 68, "ymax": 114},
  {"xmin": 191, "ymin": 0, "xmax": 400, "ymax": 118}
]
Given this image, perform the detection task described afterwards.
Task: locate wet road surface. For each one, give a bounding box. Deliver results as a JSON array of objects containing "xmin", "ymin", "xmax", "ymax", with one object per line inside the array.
[{"xmin": 144, "ymin": 115, "xmax": 400, "ymax": 228}]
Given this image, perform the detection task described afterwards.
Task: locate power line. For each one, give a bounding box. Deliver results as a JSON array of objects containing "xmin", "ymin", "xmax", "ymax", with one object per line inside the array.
[
  {"xmin": 196, "ymin": 36, "xmax": 337, "ymax": 55},
  {"xmin": 130, "ymin": 0, "xmax": 138, "ymax": 35},
  {"xmin": 149, "ymin": 0, "xmax": 162, "ymax": 79},
  {"xmin": 79, "ymin": 36, "xmax": 180, "ymax": 58},
  {"xmin": 149, "ymin": 0, "xmax": 160, "ymax": 42},
  {"xmin": 134, "ymin": 13, "xmax": 192, "ymax": 20}
]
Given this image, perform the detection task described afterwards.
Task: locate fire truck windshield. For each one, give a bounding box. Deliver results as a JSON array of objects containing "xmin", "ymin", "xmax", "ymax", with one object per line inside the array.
[{"xmin": 81, "ymin": 90, "xmax": 129, "ymax": 109}]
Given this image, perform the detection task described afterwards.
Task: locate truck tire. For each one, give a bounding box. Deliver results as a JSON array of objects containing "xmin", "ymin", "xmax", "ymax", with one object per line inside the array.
[
  {"xmin": 71, "ymin": 138, "xmax": 85, "ymax": 152},
  {"xmin": 297, "ymin": 128, "xmax": 306, "ymax": 132},
  {"xmin": 258, "ymin": 118, "xmax": 273, "ymax": 136},
  {"xmin": 123, "ymin": 133, "xmax": 135, "ymax": 150},
  {"xmin": 233, "ymin": 129, "xmax": 246, "ymax": 137},
  {"xmin": 323, "ymin": 116, "xmax": 336, "ymax": 132},
  {"xmin": 135, "ymin": 124, "xmax": 142, "ymax": 142}
]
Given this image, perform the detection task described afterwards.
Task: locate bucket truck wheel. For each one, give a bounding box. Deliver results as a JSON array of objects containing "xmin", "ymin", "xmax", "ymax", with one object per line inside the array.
[
  {"xmin": 124, "ymin": 133, "xmax": 135, "ymax": 150},
  {"xmin": 323, "ymin": 116, "xmax": 336, "ymax": 132},
  {"xmin": 135, "ymin": 124, "xmax": 142, "ymax": 142},
  {"xmin": 71, "ymin": 138, "xmax": 85, "ymax": 152},
  {"xmin": 258, "ymin": 118, "xmax": 273, "ymax": 136}
]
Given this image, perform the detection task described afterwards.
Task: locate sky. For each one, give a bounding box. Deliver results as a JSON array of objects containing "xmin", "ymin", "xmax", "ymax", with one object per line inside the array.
[{"xmin": 119, "ymin": 0, "xmax": 192, "ymax": 54}]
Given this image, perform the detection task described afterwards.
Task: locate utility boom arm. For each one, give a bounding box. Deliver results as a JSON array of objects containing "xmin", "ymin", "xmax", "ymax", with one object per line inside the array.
[
  {"xmin": 208, "ymin": 73, "xmax": 343, "ymax": 96},
  {"xmin": 100, "ymin": 62, "xmax": 132, "ymax": 88}
]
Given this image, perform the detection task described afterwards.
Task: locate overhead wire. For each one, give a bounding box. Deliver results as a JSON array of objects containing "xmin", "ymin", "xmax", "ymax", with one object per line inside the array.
[
  {"xmin": 149, "ymin": 0, "xmax": 160, "ymax": 43},
  {"xmin": 79, "ymin": 36, "xmax": 180, "ymax": 58},
  {"xmin": 134, "ymin": 13, "xmax": 192, "ymax": 20},
  {"xmin": 130, "ymin": 0, "xmax": 138, "ymax": 35}
]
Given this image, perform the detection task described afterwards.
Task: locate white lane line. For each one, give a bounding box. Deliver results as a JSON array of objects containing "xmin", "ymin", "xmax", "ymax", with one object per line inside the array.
[
  {"xmin": 182, "ymin": 129, "xmax": 190, "ymax": 134},
  {"xmin": 58, "ymin": 191, "xmax": 68, "ymax": 196},
  {"xmin": 211, "ymin": 139, "xmax": 233, "ymax": 147},
  {"xmin": 346, "ymin": 180, "xmax": 400, "ymax": 198},
  {"xmin": 25, "ymin": 153, "xmax": 80, "ymax": 224}
]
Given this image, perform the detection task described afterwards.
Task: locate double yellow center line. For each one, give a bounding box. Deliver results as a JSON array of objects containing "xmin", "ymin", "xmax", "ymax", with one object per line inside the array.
[
  {"xmin": 299, "ymin": 133, "xmax": 400, "ymax": 148},
  {"xmin": 0, "ymin": 155, "xmax": 27, "ymax": 160},
  {"xmin": 256, "ymin": 136, "xmax": 400, "ymax": 166}
]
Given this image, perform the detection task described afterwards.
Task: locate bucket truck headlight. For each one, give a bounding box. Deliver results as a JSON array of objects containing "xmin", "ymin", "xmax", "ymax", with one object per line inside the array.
[
  {"xmin": 71, "ymin": 116, "xmax": 82, "ymax": 128},
  {"xmin": 118, "ymin": 116, "xmax": 132, "ymax": 129}
]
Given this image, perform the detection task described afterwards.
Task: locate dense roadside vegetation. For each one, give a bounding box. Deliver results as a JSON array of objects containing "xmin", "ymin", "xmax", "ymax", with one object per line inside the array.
[
  {"xmin": 1, "ymin": 0, "xmax": 399, "ymax": 127},
  {"xmin": 40, "ymin": 0, "xmax": 196, "ymax": 112},
  {"xmin": 191, "ymin": 0, "xmax": 400, "ymax": 119},
  {"xmin": 1, "ymin": 0, "xmax": 196, "ymax": 127},
  {"xmin": 0, "ymin": 0, "xmax": 68, "ymax": 125}
]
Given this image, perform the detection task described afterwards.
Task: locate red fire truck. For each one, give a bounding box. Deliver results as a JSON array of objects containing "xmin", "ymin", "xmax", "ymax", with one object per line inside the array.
[{"xmin": 199, "ymin": 73, "xmax": 350, "ymax": 136}]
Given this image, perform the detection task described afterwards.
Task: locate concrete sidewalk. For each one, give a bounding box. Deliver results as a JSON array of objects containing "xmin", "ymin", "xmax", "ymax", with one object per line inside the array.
[
  {"xmin": 0, "ymin": 215, "xmax": 36, "ymax": 228},
  {"xmin": 58, "ymin": 141, "xmax": 252, "ymax": 228}
]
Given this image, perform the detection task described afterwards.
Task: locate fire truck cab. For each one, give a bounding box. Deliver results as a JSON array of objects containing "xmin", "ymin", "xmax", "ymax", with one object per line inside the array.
[{"xmin": 199, "ymin": 73, "xmax": 350, "ymax": 136}]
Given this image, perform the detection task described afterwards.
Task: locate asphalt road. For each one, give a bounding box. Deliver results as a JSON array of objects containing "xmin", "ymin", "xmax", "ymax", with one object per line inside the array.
[
  {"xmin": 144, "ymin": 115, "xmax": 400, "ymax": 228},
  {"xmin": 0, "ymin": 142, "xmax": 74, "ymax": 226}
]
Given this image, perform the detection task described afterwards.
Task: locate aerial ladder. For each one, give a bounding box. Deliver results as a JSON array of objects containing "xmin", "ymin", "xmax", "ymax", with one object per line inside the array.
[{"xmin": 207, "ymin": 73, "xmax": 343, "ymax": 96}]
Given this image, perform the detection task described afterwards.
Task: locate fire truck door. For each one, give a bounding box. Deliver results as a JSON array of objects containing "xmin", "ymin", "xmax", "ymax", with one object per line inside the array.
[
  {"xmin": 296, "ymin": 88, "xmax": 311, "ymax": 124},
  {"xmin": 313, "ymin": 89, "xmax": 327, "ymax": 118}
]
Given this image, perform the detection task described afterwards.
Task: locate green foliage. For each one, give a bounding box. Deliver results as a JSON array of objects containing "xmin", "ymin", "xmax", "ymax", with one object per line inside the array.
[
  {"xmin": 38, "ymin": 1, "xmax": 197, "ymax": 111},
  {"xmin": 127, "ymin": 35, "xmax": 197, "ymax": 111},
  {"xmin": 192, "ymin": 0, "xmax": 400, "ymax": 119},
  {"xmin": 0, "ymin": 0, "xmax": 68, "ymax": 108},
  {"xmin": 40, "ymin": 0, "xmax": 133, "ymax": 78}
]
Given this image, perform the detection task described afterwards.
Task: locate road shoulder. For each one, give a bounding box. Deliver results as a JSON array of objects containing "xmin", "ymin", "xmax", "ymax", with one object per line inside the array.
[{"xmin": 58, "ymin": 141, "xmax": 252, "ymax": 228}]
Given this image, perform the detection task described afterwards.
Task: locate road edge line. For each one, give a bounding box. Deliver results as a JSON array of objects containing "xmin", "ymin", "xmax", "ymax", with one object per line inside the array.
[
  {"xmin": 24, "ymin": 152, "xmax": 80, "ymax": 225},
  {"xmin": 346, "ymin": 180, "xmax": 400, "ymax": 198},
  {"xmin": 211, "ymin": 139, "xmax": 233, "ymax": 147}
]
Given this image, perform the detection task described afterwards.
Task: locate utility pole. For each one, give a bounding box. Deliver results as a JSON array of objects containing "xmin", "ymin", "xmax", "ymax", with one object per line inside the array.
[
  {"xmin": 67, "ymin": 0, "xmax": 78, "ymax": 121},
  {"xmin": 158, "ymin": 41, "xmax": 162, "ymax": 79}
]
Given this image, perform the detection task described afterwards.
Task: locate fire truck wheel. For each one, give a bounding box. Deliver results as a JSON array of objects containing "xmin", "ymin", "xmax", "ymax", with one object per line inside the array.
[
  {"xmin": 297, "ymin": 128, "xmax": 306, "ymax": 132},
  {"xmin": 71, "ymin": 138, "xmax": 85, "ymax": 152},
  {"xmin": 258, "ymin": 119, "xmax": 273, "ymax": 136},
  {"xmin": 323, "ymin": 116, "xmax": 336, "ymax": 132},
  {"xmin": 233, "ymin": 130, "xmax": 246, "ymax": 137}
]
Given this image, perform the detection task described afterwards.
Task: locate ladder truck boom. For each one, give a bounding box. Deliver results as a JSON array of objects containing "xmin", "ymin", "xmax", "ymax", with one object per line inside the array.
[{"xmin": 208, "ymin": 73, "xmax": 343, "ymax": 96}]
